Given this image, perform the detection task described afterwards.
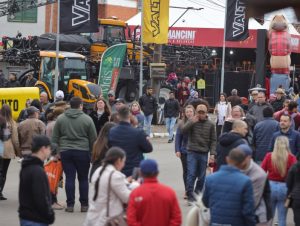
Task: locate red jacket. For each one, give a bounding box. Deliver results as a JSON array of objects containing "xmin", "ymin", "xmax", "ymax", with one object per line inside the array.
[
  {"xmin": 261, "ymin": 152, "xmax": 296, "ymax": 182},
  {"xmin": 127, "ymin": 178, "xmax": 182, "ymax": 226}
]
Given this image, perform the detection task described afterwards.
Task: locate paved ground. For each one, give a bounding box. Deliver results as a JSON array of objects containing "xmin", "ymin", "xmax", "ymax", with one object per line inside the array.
[{"xmin": 0, "ymin": 138, "xmax": 295, "ymax": 226}]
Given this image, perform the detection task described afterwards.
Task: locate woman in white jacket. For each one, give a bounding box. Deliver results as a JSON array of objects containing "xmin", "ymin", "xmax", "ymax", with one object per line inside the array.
[{"xmin": 84, "ymin": 147, "xmax": 131, "ymax": 226}]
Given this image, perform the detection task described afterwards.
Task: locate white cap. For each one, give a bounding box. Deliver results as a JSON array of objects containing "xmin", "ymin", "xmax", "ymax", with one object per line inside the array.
[{"xmin": 55, "ymin": 90, "xmax": 64, "ymax": 99}]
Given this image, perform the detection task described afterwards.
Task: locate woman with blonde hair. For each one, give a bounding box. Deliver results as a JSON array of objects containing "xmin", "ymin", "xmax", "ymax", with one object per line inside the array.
[
  {"xmin": 261, "ymin": 136, "xmax": 297, "ymax": 226},
  {"xmin": 130, "ymin": 101, "xmax": 144, "ymax": 130}
]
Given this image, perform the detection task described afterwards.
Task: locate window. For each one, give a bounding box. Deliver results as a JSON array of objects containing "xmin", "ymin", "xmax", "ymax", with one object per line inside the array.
[{"xmin": 8, "ymin": 1, "xmax": 38, "ymax": 23}]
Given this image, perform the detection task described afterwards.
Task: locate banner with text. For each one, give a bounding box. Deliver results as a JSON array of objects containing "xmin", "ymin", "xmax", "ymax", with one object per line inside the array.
[
  {"xmin": 225, "ymin": 0, "xmax": 249, "ymax": 41},
  {"xmin": 98, "ymin": 44, "xmax": 127, "ymax": 99},
  {"xmin": 143, "ymin": 0, "xmax": 169, "ymax": 44},
  {"xmin": 60, "ymin": 0, "xmax": 98, "ymax": 34}
]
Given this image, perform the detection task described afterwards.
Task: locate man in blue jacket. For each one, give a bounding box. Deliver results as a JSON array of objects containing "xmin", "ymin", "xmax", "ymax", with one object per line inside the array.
[
  {"xmin": 109, "ymin": 105, "xmax": 153, "ymax": 177},
  {"xmin": 253, "ymin": 106, "xmax": 279, "ymax": 163},
  {"xmin": 202, "ymin": 148, "xmax": 256, "ymax": 226}
]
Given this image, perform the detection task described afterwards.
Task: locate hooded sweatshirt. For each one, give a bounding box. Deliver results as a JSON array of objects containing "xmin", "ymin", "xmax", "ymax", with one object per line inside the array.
[
  {"xmin": 216, "ymin": 132, "xmax": 247, "ymax": 169},
  {"xmin": 52, "ymin": 109, "xmax": 97, "ymax": 152},
  {"xmin": 19, "ymin": 156, "xmax": 55, "ymax": 224}
]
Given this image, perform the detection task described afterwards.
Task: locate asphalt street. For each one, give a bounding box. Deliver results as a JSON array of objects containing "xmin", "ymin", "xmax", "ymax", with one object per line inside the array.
[{"xmin": 0, "ymin": 138, "xmax": 295, "ymax": 226}]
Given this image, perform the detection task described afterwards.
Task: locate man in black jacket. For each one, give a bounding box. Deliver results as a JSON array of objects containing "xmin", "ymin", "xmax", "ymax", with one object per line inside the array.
[
  {"xmin": 108, "ymin": 106, "xmax": 153, "ymax": 177},
  {"xmin": 19, "ymin": 135, "xmax": 54, "ymax": 226},
  {"xmin": 139, "ymin": 87, "xmax": 158, "ymax": 136},
  {"xmin": 216, "ymin": 119, "xmax": 248, "ymax": 170},
  {"xmin": 164, "ymin": 91, "xmax": 180, "ymax": 143}
]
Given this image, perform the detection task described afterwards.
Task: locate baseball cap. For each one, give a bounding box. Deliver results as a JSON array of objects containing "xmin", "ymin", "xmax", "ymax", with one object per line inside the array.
[
  {"xmin": 237, "ymin": 144, "xmax": 253, "ymax": 156},
  {"xmin": 55, "ymin": 90, "xmax": 64, "ymax": 99},
  {"xmin": 27, "ymin": 106, "xmax": 40, "ymax": 115},
  {"xmin": 140, "ymin": 159, "xmax": 159, "ymax": 175},
  {"xmin": 115, "ymin": 98, "xmax": 125, "ymax": 104},
  {"xmin": 108, "ymin": 90, "xmax": 115, "ymax": 97}
]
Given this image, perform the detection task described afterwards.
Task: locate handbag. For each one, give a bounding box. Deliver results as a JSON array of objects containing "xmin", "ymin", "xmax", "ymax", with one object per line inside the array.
[
  {"xmin": 44, "ymin": 160, "xmax": 63, "ymax": 194},
  {"xmin": 284, "ymin": 194, "xmax": 293, "ymax": 208},
  {"xmin": 104, "ymin": 171, "xmax": 127, "ymax": 226}
]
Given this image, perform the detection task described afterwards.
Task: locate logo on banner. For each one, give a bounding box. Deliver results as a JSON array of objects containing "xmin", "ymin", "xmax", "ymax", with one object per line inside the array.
[
  {"xmin": 150, "ymin": 0, "xmax": 160, "ymax": 37},
  {"xmin": 232, "ymin": 0, "xmax": 246, "ymax": 38},
  {"xmin": 72, "ymin": 0, "xmax": 91, "ymax": 26},
  {"xmin": 168, "ymin": 30, "xmax": 196, "ymax": 45}
]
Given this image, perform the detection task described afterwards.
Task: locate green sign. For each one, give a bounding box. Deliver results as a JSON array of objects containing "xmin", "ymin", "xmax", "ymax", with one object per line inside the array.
[{"xmin": 98, "ymin": 43, "xmax": 127, "ymax": 99}]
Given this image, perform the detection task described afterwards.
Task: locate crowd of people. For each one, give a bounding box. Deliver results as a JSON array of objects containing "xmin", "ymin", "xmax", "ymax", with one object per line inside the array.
[{"xmin": 0, "ymin": 81, "xmax": 300, "ymax": 226}]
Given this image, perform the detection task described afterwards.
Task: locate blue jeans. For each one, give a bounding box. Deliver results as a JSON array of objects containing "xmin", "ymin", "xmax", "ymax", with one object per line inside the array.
[
  {"xmin": 20, "ymin": 219, "xmax": 48, "ymax": 226},
  {"xmin": 187, "ymin": 151, "xmax": 208, "ymax": 200},
  {"xmin": 270, "ymin": 181, "xmax": 288, "ymax": 226},
  {"xmin": 165, "ymin": 117, "xmax": 176, "ymax": 140},
  {"xmin": 60, "ymin": 150, "xmax": 90, "ymax": 207},
  {"xmin": 144, "ymin": 114, "xmax": 153, "ymax": 136}
]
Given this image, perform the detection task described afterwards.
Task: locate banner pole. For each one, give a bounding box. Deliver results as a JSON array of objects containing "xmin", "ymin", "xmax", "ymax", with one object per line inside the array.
[
  {"xmin": 139, "ymin": 0, "xmax": 144, "ymax": 98},
  {"xmin": 220, "ymin": 0, "xmax": 228, "ymax": 93},
  {"xmin": 54, "ymin": 0, "xmax": 60, "ymax": 96}
]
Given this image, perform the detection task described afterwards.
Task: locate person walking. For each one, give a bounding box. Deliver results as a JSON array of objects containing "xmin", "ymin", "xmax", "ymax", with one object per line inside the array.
[
  {"xmin": 40, "ymin": 92, "xmax": 50, "ymax": 112},
  {"xmin": 271, "ymin": 88, "xmax": 286, "ymax": 112},
  {"xmin": 108, "ymin": 106, "xmax": 153, "ymax": 177},
  {"xmin": 268, "ymin": 114, "xmax": 300, "ymax": 156},
  {"xmin": 274, "ymin": 101, "xmax": 300, "ymax": 130},
  {"xmin": 164, "ymin": 91, "xmax": 180, "ymax": 143},
  {"xmin": 52, "ymin": 97, "xmax": 97, "ymax": 213},
  {"xmin": 286, "ymin": 153, "xmax": 300, "ymax": 226},
  {"xmin": 127, "ymin": 159, "xmax": 182, "ymax": 226},
  {"xmin": 84, "ymin": 147, "xmax": 131, "ymax": 226},
  {"xmin": 175, "ymin": 105, "xmax": 195, "ymax": 199},
  {"xmin": 216, "ymin": 119, "xmax": 248, "ymax": 169},
  {"xmin": 139, "ymin": 86, "xmax": 158, "ymax": 136},
  {"xmin": 261, "ymin": 136, "xmax": 297, "ymax": 226},
  {"xmin": 18, "ymin": 135, "xmax": 55, "ymax": 226},
  {"xmin": 90, "ymin": 122, "xmax": 116, "ymax": 179},
  {"xmin": 202, "ymin": 148, "xmax": 256, "ymax": 226},
  {"xmin": 248, "ymin": 92, "xmax": 273, "ymax": 123},
  {"xmin": 89, "ymin": 97, "xmax": 111, "ymax": 134},
  {"xmin": 18, "ymin": 106, "xmax": 45, "ymax": 157},
  {"xmin": 181, "ymin": 104, "xmax": 216, "ymax": 203},
  {"xmin": 214, "ymin": 92, "xmax": 232, "ymax": 139},
  {"xmin": 236, "ymin": 144, "xmax": 273, "ymax": 226},
  {"xmin": 0, "ymin": 104, "xmax": 20, "ymax": 200},
  {"xmin": 227, "ymin": 88, "xmax": 242, "ymax": 107},
  {"xmin": 130, "ymin": 101, "xmax": 144, "ymax": 130},
  {"xmin": 253, "ymin": 107, "xmax": 279, "ymax": 163}
]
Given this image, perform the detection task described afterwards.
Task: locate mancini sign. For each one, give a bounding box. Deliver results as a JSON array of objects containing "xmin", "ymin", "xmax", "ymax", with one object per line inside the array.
[{"xmin": 60, "ymin": 0, "xmax": 98, "ymax": 34}]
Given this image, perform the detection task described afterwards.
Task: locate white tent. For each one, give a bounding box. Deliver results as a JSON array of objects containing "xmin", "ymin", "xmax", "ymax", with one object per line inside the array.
[{"xmin": 127, "ymin": 0, "xmax": 299, "ymax": 34}]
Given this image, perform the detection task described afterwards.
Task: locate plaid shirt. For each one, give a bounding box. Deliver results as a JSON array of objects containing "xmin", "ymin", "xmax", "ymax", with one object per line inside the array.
[{"xmin": 269, "ymin": 31, "xmax": 291, "ymax": 56}]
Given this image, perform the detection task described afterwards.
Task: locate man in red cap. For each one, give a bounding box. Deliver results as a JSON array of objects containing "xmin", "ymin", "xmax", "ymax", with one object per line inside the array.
[{"xmin": 127, "ymin": 159, "xmax": 182, "ymax": 226}]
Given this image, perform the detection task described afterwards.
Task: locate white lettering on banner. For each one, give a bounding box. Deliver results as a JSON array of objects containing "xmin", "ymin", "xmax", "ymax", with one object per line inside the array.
[
  {"xmin": 232, "ymin": 0, "xmax": 246, "ymax": 37},
  {"xmin": 72, "ymin": 0, "xmax": 91, "ymax": 26},
  {"xmin": 168, "ymin": 30, "xmax": 196, "ymax": 45}
]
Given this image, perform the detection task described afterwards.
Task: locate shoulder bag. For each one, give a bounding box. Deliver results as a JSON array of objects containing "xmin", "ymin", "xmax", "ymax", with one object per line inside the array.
[{"xmin": 104, "ymin": 171, "xmax": 127, "ymax": 226}]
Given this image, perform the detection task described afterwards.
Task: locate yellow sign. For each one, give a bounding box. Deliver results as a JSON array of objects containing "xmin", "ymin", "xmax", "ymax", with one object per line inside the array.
[
  {"xmin": 143, "ymin": 0, "xmax": 169, "ymax": 44},
  {"xmin": 0, "ymin": 87, "xmax": 40, "ymax": 120},
  {"xmin": 197, "ymin": 79, "xmax": 206, "ymax": 90}
]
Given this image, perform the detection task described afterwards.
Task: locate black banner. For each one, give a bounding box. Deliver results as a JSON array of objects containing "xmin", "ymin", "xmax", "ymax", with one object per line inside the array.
[
  {"xmin": 225, "ymin": 0, "xmax": 249, "ymax": 41},
  {"xmin": 60, "ymin": 0, "xmax": 98, "ymax": 34}
]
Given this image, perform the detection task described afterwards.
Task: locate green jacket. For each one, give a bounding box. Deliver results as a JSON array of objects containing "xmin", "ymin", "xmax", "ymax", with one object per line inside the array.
[{"xmin": 52, "ymin": 109, "xmax": 97, "ymax": 152}]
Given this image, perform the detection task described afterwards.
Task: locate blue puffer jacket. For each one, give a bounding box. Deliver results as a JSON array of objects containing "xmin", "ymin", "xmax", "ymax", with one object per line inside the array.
[
  {"xmin": 253, "ymin": 117, "xmax": 279, "ymax": 162},
  {"xmin": 174, "ymin": 127, "xmax": 188, "ymax": 154},
  {"xmin": 202, "ymin": 165, "xmax": 256, "ymax": 226}
]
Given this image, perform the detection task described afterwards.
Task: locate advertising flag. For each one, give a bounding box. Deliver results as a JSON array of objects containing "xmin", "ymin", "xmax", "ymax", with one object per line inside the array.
[
  {"xmin": 60, "ymin": 0, "xmax": 98, "ymax": 34},
  {"xmin": 225, "ymin": 0, "xmax": 249, "ymax": 41},
  {"xmin": 98, "ymin": 44, "xmax": 127, "ymax": 99},
  {"xmin": 143, "ymin": 0, "xmax": 169, "ymax": 44}
]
